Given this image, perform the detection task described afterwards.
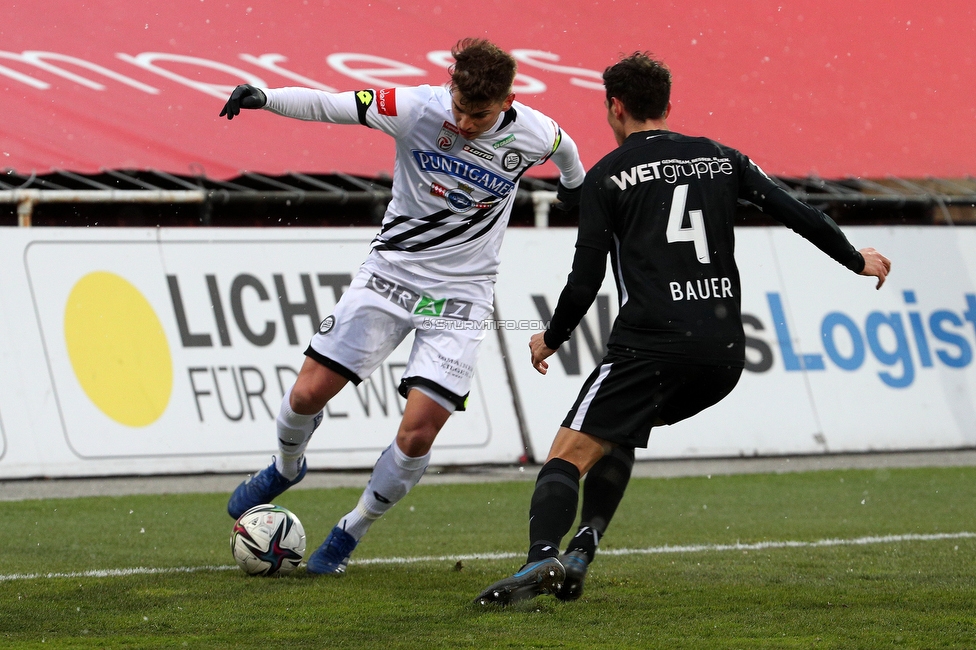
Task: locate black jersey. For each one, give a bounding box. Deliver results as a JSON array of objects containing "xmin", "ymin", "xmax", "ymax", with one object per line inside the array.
[{"xmin": 546, "ymin": 130, "xmax": 863, "ymax": 366}]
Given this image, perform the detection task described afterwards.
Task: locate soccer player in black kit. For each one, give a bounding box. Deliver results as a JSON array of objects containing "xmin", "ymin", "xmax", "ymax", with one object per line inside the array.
[{"xmin": 475, "ymin": 52, "xmax": 891, "ymax": 606}]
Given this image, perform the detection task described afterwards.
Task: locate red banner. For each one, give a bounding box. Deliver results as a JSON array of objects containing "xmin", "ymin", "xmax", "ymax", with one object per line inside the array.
[{"xmin": 2, "ymin": 0, "xmax": 974, "ymax": 180}]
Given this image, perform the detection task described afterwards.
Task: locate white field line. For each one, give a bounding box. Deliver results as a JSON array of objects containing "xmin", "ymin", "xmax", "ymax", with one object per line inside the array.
[{"xmin": 3, "ymin": 531, "xmax": 974, "ymax": 583}]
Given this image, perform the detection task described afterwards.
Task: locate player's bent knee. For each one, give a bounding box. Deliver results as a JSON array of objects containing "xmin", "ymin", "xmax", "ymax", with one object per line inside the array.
[
  {"xmin": 289, "ymin": 382, "xmax": 326, "ymax": 415},
  {"xmin": 547, "ymin": 427, "xmax": 614, "ymax": 475},
  {"xmin": 396, "ymin": 424, "xmax": 440, "ymax": 457},
  {"xmin": 290, "ymin": 364, "xmax": 348, "ymax": 414}
]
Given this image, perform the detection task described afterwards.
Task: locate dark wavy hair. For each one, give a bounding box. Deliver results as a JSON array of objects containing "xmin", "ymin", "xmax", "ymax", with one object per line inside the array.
[
  {"xmin": 449, "ymin": 38, "xmax": 517, "ymax": 106},
  {"xmin": 603, "ymin": 52, "xmax": 671, "ymax": 121}
]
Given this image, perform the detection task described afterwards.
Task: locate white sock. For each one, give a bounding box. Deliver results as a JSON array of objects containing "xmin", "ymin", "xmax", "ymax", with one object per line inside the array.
[
  {"xmin": 273, "ymin": 387, "xmax": 322, "ymax": 480},
  {"xmin": 338, "ymin": 441, "xmax": 430, "ymax": 540}
]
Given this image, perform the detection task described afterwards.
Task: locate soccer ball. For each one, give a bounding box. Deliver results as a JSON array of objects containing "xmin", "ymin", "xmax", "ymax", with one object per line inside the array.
[{"xmin": 230, "ymin": 504, "xmax": 306, "ymax": 576}]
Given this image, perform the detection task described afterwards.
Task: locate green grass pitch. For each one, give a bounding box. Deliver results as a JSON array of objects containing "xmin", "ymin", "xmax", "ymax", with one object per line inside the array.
[{"xmin": 2, "ymin": 466, "xmax": 975, "ymax": 648}]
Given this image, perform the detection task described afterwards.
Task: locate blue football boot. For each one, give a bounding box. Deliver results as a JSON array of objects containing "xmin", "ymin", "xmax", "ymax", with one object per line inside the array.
[
  {"xmin": 227, "ymin": 457, "xmax": 307, "ymax": 519},
  {"xmin": 306, "ymin": 525, "xmax": 359, "ymax": 576}
]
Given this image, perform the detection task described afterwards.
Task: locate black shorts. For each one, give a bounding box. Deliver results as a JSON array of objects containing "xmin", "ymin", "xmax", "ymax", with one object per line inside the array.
[{"xmin": 561, "ymin": 353, "xmax": 742, "ymax": 448}]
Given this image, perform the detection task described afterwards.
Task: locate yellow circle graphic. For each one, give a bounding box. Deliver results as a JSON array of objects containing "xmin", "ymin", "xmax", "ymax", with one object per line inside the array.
[{"xmin": 64, "ymin": 272, "xmax": 173, "ymax": 427}]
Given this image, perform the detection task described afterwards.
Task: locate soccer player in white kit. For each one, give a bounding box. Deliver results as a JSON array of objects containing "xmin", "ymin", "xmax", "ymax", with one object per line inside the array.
[{"xmin": 220, "ymin": 38, "xmax": 586, "ymax": 575}]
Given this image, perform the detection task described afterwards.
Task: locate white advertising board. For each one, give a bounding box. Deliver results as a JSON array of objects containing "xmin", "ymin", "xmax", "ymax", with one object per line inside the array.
[
  {"xmin": 495, "ymin": 226, "xmax": 976, "ymax": 460},
  {"xmin": 0, "ymin": 228, "xmax": 523, "ymax": 478},
  {"xmin": 0, "ymin": 225, "xmax": 973, "ymax": 479},
  {"xmin": 770, "ymin": 227, "xmax": 976, "ymax": 451}
]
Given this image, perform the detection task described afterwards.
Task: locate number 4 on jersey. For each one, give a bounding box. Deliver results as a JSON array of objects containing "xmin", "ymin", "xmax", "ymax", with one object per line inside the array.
[{"xmin": 666, "ymin": 184, "xmax": 710, "ymax": 264}]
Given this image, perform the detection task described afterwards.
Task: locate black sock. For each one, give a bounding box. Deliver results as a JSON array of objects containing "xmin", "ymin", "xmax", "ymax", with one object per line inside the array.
[
  {"xmin": 527, "ymin": 458, "xmax": 580, "ymax": 563},
  {"xmin": 564, "ymin": 526, "xmax": 601, "ymax": 564},
  {"xmin": 568, "ymin": 446, "xmax": 635, "ymax": 562}
]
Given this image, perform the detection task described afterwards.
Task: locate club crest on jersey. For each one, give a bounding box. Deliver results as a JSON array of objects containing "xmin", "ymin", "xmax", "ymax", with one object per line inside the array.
[
  {"xmin": 501, "ymin": 150, "xmax": 523, "ymax": 171},
  {"xmin": 437, "ymin": 121, "xmax": 460, "ymax": 151},
  {"xmin": 462, "ymin": 144, "xmax": 493, "ymax": 161},
  {"xmin": 318, "ymin": 315, "xmax": 335, "ymax": 334},
  {"xmin": 429, "ymin": 182, "xmax": 495, "ymax": 214}
]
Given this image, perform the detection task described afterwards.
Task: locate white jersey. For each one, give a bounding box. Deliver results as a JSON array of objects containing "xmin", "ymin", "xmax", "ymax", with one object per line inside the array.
[{"xmin": 263, "ymin": 84, "xmax": 585, "ymax": 280}]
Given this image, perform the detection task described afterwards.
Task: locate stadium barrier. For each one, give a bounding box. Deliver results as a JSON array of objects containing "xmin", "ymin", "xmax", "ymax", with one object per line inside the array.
[{"xmin": 0, "ymin": 225, "xmax": 974, "ymax": 478}]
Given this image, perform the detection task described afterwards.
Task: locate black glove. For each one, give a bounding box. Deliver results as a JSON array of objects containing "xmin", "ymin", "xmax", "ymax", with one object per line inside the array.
[
  {"xmin": 553, "ymin": 180, "xmax": 582, "ymax": 211},
  {"xmin": 219, "ymin": 84, "xmax": 267, "ymax": 120}
]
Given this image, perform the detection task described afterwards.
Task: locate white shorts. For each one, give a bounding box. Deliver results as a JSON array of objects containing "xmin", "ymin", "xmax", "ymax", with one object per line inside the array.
[{"xmin": 306, "ymin": 253, "xmax": 494, "ymax": 411}]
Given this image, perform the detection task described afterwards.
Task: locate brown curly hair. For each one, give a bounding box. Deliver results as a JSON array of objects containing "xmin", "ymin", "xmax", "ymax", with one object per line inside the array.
[{"xmin": 449, "ymin": 38, "xmax": 517, "ymax": 106}]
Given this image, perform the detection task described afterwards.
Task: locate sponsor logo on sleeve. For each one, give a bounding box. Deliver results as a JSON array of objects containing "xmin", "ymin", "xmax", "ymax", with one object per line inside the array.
[
  {"xmin": 355, "ymin": 90, "xmax": 375, "ymax": 126},
  {"xmin": 377, "ymin": 88, "xmax": 397, "ymax": 116},
  {"xmin": 355, "ymin": 90, "xmax": 375, "ymax": 109}
]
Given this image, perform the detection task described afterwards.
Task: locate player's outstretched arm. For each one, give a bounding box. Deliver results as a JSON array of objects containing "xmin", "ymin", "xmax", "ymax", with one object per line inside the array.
[
  {"xmin": 549, "ymin": 129, "xmax": 585, "ymax": 211},
  {"xmin": 858, "ymin": 247, "xmax": 891, "ymax": 289},
  {"xmin": 219, "ymin": 84, "xmax": 267, "ymax": 120}
]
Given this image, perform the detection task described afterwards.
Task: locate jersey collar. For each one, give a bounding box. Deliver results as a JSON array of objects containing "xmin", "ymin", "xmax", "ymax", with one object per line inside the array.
[
  {"xmin": 627, "ymin": 128, "xmax": 668, "ymax": 143},
  {"xmin": 494, "ymin": 107, "xmax": 518, "ymax": 133}
]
